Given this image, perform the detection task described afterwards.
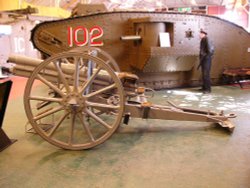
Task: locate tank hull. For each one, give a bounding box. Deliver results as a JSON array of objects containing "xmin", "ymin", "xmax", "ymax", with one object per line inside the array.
[{"xmin": 31, "ymin": 11, "xmax": 250, "ymax": 89}]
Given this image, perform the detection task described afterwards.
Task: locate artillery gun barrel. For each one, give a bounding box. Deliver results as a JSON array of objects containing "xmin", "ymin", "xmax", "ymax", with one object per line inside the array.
[
  {"xmin": 8, "ymin": 54, "xmax": 76, "ymax": 76},
  {"xmin": 8, "ymin": 54, "xmax": 42, "ymax": 67},
  {"xmin": 8, "ymin": 54, "xmax": 111, "ymax": 86},
  {"xmin": 8, "ymin": 55, "xmax": 81, "ymax": 85},
  {"xmin": 7, "ymin": 54, "xmax": 132, "ymax": 89}
]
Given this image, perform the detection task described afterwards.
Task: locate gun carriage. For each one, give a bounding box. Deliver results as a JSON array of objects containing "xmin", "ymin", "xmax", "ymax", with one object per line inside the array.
[{"xmin": 9, "ymin": 46, "xmax": 236, "ymax": 150}]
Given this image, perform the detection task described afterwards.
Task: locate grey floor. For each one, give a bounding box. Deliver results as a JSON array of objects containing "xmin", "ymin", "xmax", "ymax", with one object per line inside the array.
[{"xmin": 1, "ymin": 76, "xmax": 250, "ymax": 188}]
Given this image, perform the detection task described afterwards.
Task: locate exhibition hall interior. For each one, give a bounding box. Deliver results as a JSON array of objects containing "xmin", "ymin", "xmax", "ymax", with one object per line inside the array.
[{"xmin": 0, "ymin": 0, "xmax": 250, "ymax": 187}]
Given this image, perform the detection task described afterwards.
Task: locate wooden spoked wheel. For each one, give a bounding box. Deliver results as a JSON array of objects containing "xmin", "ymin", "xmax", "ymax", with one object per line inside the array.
[{"xmin": 24, "ymin": 47, "xmax": 124, "ymax": 150}]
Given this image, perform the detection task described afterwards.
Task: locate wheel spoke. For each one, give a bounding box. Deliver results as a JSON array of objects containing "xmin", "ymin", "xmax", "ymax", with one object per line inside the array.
[
  {"xmin": 68, "ymin": 113, "xmax": 76, "ymax": 145},
  {"xmin": 86, "ymin": 101, "xmax": 120, "ymax": 110},
  {"xmin": 29, "ymin": 95, "xmax": 63, "ymax": 103},
  {"xmin": 79, "ymin": 67, "xmax": 101, "ymax": 94},
  {"xmin": 79, "ymin": 57, "xmax": 87, "ymax": 69},
  {"xmin": 33, "ymin": 106, "xmax": 64, "ymax": 121},
  {"xmin": 47, "ymin": 112, "xmax": 69, "ymax": 137},
  {"xmin": 77, "ymin": 114, "xmax": 95, "ymax": 142},
  {"xmin": 73, "ymin": 57, "xmax": 80, "ymax": 92},
  {"xmin": 37, "ymin": 74, "xmax": 65, "ymax": 97},
  {"xmin": 85, "ymin": 108, "xmax": 112, "ymax": 130},
  {"xmin": 53, "ymin": 61, "xmax": 71, "ymax": 93},
  {"xmin": 62, "ymin": 58, "xmax": 71, "ymax": 64},
  {"xmin": 78, "ymin": 58, "xmax": 88, "ymax": 77},
  {"xmin": 86, "ymin": 83, "xmax": 116, "ymax": 98}
]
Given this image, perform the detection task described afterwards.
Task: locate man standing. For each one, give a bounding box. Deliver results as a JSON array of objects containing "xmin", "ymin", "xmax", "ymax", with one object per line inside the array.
[{"xmin": 198, "ymin": 29, "xmax": 214, "ymax": 94}]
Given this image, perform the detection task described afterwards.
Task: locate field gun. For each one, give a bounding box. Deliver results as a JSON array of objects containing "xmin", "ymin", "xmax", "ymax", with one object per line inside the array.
[{"xmin": 8, "ymin": 47, "xmax": 236, "ymax": 150}]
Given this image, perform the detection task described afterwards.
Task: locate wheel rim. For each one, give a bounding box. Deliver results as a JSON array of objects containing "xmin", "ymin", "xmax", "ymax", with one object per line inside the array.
[
  {"xmin": 24, "ymin": 48, "xmax": 124, "ymax": 150},
  {"xmin": 70, "ymin": 47, "xmax": 120, "ymax": 72}
]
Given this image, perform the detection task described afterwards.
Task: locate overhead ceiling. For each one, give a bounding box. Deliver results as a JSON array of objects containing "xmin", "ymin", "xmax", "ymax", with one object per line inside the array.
[{"xmin": 25, "ymin": 0, "xmax": 232, "ymax": 11}]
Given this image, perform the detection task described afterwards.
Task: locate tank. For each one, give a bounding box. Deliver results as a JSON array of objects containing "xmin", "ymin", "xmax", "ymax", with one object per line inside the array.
[{"xmin": 30, "ymin": 5, "xmax": 250, "ymax": 89}]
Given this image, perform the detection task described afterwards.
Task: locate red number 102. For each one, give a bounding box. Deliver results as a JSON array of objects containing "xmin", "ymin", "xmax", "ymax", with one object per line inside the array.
[{"xmin": 68, "ymin": 26, "xmax": 104, "ymax": 47}]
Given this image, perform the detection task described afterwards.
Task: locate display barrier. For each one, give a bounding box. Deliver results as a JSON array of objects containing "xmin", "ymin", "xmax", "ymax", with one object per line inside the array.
[{"xmin": 0, "ymin": 80, "xmax": 16, "ymax": 152}]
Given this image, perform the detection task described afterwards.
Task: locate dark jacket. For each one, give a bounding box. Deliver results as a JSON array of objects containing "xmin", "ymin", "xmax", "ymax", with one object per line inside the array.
[{"xmin": 199, "ymin": 36, "xmax": 214, "ymax": 60}]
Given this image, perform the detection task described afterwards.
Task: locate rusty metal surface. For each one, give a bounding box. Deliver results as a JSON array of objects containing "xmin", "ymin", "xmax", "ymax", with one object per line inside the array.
[{"xmin": 30, "ymin": 11, "xmax": 250, "ymax": 89}]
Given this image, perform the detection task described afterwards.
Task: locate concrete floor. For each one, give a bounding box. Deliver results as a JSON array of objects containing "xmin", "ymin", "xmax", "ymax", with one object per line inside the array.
[{"xmin": 1, "ymin": 76, "xmax": 250, "ymax": 188}]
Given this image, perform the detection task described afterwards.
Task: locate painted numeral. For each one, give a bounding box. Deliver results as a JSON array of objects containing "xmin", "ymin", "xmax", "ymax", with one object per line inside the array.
[
  {"xmin": 14, "ymin": 37, "xmax": 25, "ymax": 53},
  {"xmin": 68, "ymin": 26, "xmax": 104, "ymax": 47},
  {"xmin": 90, "ymin": 26, "xmax": 104, "ymax": 46}
]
